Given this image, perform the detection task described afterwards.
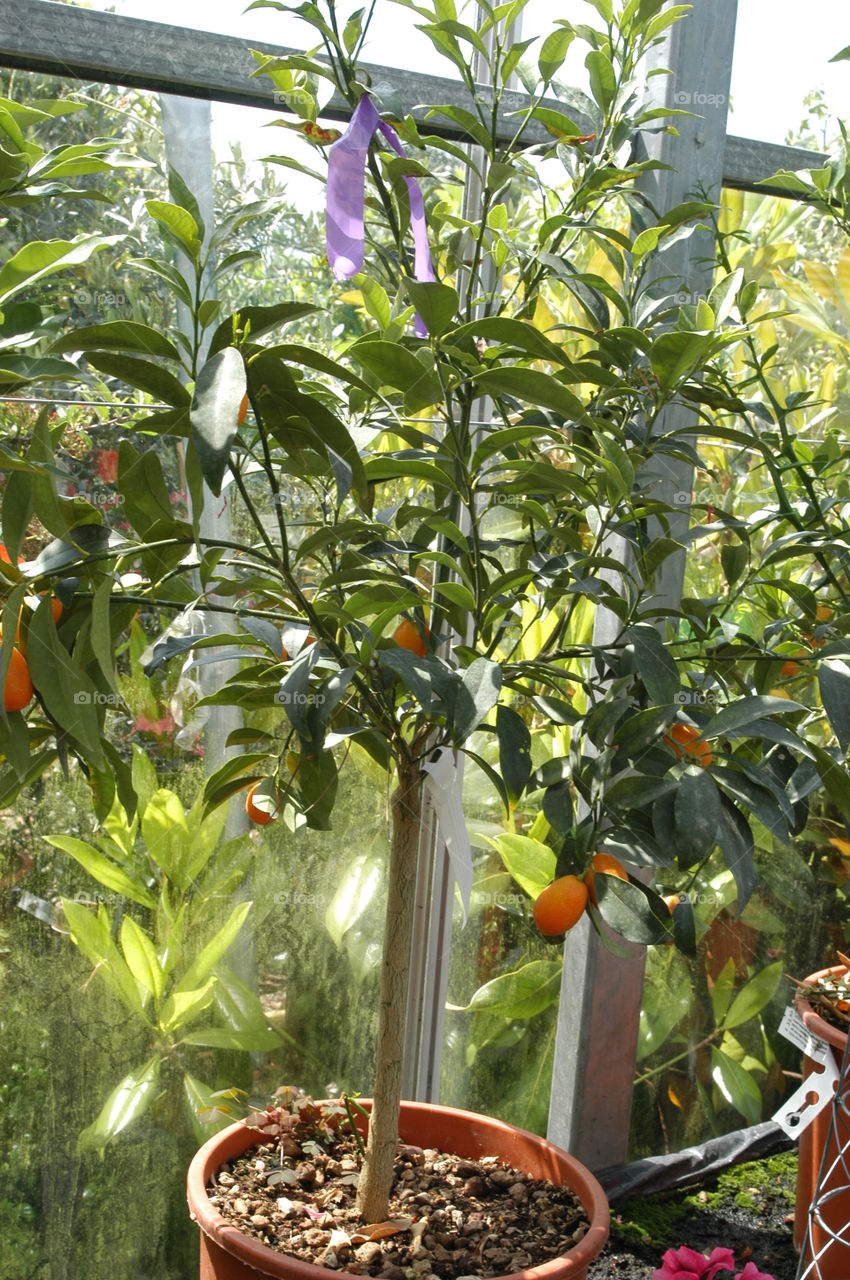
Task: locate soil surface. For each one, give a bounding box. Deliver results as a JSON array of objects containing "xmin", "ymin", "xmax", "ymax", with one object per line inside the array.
[
  {"xmin": 210, "ymin": 1137, "xmax": 590, "ymax": 1278},
  {"xmin": 587, "ymin": 1151, "xmax": 799, "ymax": 1280}
]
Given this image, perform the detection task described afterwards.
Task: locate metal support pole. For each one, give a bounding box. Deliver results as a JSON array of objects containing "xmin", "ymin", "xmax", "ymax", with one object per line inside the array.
[
  {"xmin": 402, "ymin": 16, "xmax": 514, "ymax": 1102},
  {"xmin": 547, "ymin": 0, "xmax": 740, "ymax": 1170},
  {"xmin": 159, "ymin": 95, "xmax": 249, "ymax": 844}
]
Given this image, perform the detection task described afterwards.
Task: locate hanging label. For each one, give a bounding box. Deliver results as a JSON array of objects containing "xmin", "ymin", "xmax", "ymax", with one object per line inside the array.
[
  {"xmin": 772, "ymin": 1051, "xmax": 840, "ymax": 1139},
  {"xmin": 421, "ymin": 748, "xmax": 473, "ymax": 926},
  {"xmin": 778, "ymin": 1004, "xmax": 831, "ymax": 1065}
]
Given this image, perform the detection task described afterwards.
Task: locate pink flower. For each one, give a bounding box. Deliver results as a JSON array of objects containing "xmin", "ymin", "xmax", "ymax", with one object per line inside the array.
[
  {"xmin": 653, "ymin": 1246, "xmax": 736, "ymax": 1280},
  {"xmin": 735, "ymin": 1266, "xmax": 774, "ymax": 1280}
]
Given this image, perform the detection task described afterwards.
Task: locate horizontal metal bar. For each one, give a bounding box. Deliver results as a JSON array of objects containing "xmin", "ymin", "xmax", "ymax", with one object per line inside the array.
[
  {"xmin": 0, "ymin": 0, "xmax": 591, "ymax": 145},
  {"xmin": 0, "ymin": 0, "xmax": 827, "ymax": 191},
  {"xmin": 723, "ymin": 134, "xmax": 826, "ymax": 195}
]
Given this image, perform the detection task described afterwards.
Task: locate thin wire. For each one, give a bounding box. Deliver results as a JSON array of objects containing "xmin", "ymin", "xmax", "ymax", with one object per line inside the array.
[{"xmin": 2, "ymin": 397, "xmax": 845, "ymax": 450}]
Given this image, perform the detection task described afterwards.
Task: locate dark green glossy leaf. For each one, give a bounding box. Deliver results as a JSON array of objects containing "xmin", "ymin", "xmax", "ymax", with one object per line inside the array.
[
  {"xmin": 674, "ymin": 766, "xmax": 722, "ymax": 860},
  {"xmin": 190, "ymin": 348, "xmax": 246, "ymax": 497},
  {"xmin": 496, "ymin": 705, "xmax": 532, "ymax": 805},
  {"xmin": 627, "ymin": 623, "xmax": 679, "ymax": 704}
]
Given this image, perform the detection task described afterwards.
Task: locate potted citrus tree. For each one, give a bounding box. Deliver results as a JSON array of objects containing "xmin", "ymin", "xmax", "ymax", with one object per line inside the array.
[{"xmin": 3, "ymin": 1, "xmax": 850, "ymax": 1277}]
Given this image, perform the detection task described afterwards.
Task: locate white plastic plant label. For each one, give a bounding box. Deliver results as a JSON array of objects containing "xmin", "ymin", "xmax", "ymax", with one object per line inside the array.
[
  {"xmin": 421, "ymin": 748, "xmax": 473, "ymax": 925},
  {"xmin": 778, "ymin": 1004, "xmax": 831, "ymax": 1065},
  {"xmin": 772, "ymin": 1050, "xmax": 840, "ymax": 1139}
]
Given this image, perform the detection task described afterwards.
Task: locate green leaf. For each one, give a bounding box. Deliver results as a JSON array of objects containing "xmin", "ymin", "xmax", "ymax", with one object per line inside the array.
[
  {"xmin": 380, "ymin": 649, "xmax": 456, "ymax": 715},
  {"xmin": 90, "ymin": 577, "xmax": 117, "ymax": 691},
  {"xmin": 325, "ymin": 853, "xmax": 383, "ymax": 947},
  {"xmin": 674, "ymin": 767, "xmax": 722, "ymax": 860},
  {"xmin": 810, "ymin": 743, "xmax": 850, "ymax": 825},
  {"xmin": 447, "ymin": 316, "xmax": 567, "ymax": 365},
  {"xmin": 0, "ymin": 234, "xmax": 121, "ymax": 308},
  {"xmin": 627, "ymin": 623, "xmax": 680, "ymax": 703},
  {"xmin": 538, "ymin": 26, "xmax": 574, "ymax": 81},
  {"xmin": 402, "ymin": 280, "xmax": 458, "ymax": 337},
  {"xmin": 145, "ymin": 199, "xmax": 201, "ymax": 256},
  {"xmin": 120, "ymin": 917, "xmax": 165, "ymax": 1002},
  {"xmin": 496, "ymin": 705, "xmax": 532, "ymax": 806},
  {"xmin": 543, "ymin": 781, "xmax": 573, "ymax": 835},
  {"xmin": 208, "ymin": 301, "xmax": 318, "ymax": 356},
  {"xmin": 77, "ymin": 1056, "xmax": 161, "ymax": 1152},
  {"xmin": 299, "ymin": 749, "xmax": 339, "ymax": 831},
  {"xmin": 190, "ymin": 348, "xmax": 246, "ymax": 497},
  {"xmin": 86, "ymin": 351, "xmax": 190, "ymax": 406},
  {"xmin": 720, "ymin": 542, "xmax": 748, "ymax": 587},
  {"xmin": 466, "ymin": 959, "xmax": 562, "ymax": 1018},
  {"xmin": 711, "ymin": 956, "xmax": 736, "ymax": 1024},
  {"xmin": 703, "ymin": 694, "xmax": 805, "ymax": 740},
  {"xmin": 711, "ymin": 1046, "xmax": 762, "ymax": 1125},
  {"xmin": 347, "ymin": 339, "xmax": 442, "ymax": 412},
  {"xmin": 26, "ymin": 599, "xmax": 105, "ymax": 768},
  {"xmin": 595, "ymin": 876, "xmax": 674, "ymax": 945},
  {"xmin": 473, "ymin": 367, "xmax": 587, "ymax": 421},
  {"xmin": 352, "ymin": 274, "xmax": 391, "ymax": 329},
  {"xmin": 61, "ymin": 900, "xmax": 145, "ymax": 1018},
  {"xmin": 724, "ymin": 961, "xmax": 783, "ymax": 1030},
  {"xmin": 716, "ymin": 798, "xmax": 758, "ymax": 912},
  {"xmin": 45, "ymin": 835, "xmax": 155, "ymax": 908},
  {"xmin": 177, "ymin": 901, "xmax": 253, "ymax": 993},
  {"xmin": 819, "ymin": 658, "xmax": 850, "ymax": 753},
  {"xmin": 492, "ymin": 833, "xmax": 556, "ymax": 899},
  {"xmin": 215, "ymin": 964, "xmax": 280, "ymax": 1039},
  {"xmin": 585, "ymin": 50, "xmax": 616, "ymax": 110},
  {"xmin": 159, "ymin": 978, "xmax": 216, "ymax": 1033},
  {"xmin": 141, "ymin": 789, "xmax": 193, "ymax": 890},
  {"xmin": 451, "ymin": 657, "xmax": 502, "ymax": 741},
  {"xmin": 181, "ymin": 1027, "xmax": 280, "ymax": 1050},
  {"xmin": 183, "ymin": 1073, "xmax": 239, "ymax": 1142},
  {"xmin": 51, "ymin": 321, "xmax": 182, "ymax": 362}
]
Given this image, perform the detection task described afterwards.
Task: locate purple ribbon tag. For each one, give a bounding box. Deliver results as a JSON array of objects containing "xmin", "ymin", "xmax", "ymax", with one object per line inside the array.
[{"xmin": 326, "ymin": 94, "xmax": 435, "ymax": 336}]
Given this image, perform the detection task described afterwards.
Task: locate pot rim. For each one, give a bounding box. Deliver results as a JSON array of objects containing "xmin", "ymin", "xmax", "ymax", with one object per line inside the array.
[
  {"xmin": 795, "ymin": 964, "xmax": 849, "ymax": 1051},
  {"xmin": 187, "ymin": 1098, "xmax": 609, "ymax": 1280}
]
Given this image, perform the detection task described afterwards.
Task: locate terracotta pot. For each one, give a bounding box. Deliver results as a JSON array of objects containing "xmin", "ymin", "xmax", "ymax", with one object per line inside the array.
[
  {"xmin": 794, "ymin": 965, "xmax": 850, "ymax": 1277},
  {"xmin": 187, "ymin": 1099, "xmax": 609, "ymax": 1280}
]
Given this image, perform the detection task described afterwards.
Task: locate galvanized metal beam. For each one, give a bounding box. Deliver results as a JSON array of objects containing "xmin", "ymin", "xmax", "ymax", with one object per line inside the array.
[
  {"xmin": 0, "ymin": 0, "xmax": 826, "ymax": 190},
  {"xmin": 547, "ymin": 0, "xmax": 741, "ymax": 1172}
]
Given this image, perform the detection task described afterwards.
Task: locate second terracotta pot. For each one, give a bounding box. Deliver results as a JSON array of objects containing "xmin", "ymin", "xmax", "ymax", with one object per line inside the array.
[{"xmin": 187, "ymin": 1099, "xmax": 609, "ymax": 1280}]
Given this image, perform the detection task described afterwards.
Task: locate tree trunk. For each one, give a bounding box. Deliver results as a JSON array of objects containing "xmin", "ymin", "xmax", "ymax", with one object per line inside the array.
[{"xmin": 355, "ymin": 754, "xmax": 422, "ymax": 1223}]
